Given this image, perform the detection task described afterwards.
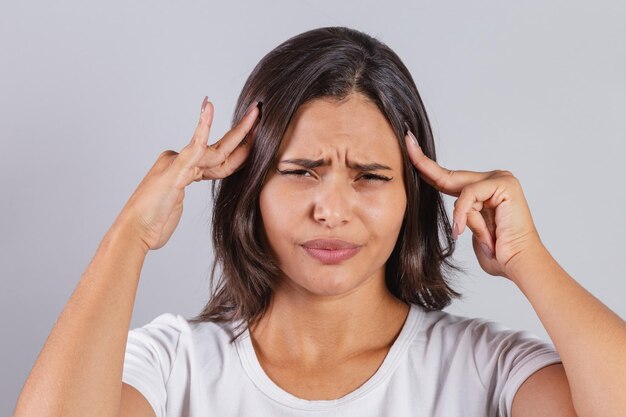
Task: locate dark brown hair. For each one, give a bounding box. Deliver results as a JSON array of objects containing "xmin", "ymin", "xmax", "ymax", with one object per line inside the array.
[{"xmin": 189, "ymin": 26, "xmax": 465, "ymax": 341}]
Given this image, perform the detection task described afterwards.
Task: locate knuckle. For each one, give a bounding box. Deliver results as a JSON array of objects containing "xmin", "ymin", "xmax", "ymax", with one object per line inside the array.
[
  {"xmin": 222, "ymin": 157, "xmax": 234, "ymax": 176},
  {"xmin": 238, "ymin": 114, "xmax": 256, "ymax": 132},
  {"xmin": 212, "ymin": 145, "xmax": 228, "ymax": 164},
  {"xmin": 159, "ymin": 150, "xmax": 178, "ymax": 159},
  {"xmin": 472, "ymin": 201, "xmax": 484, "ymax": 212},
  {"xmin": 452, "ymin": 209, "xmax": 462, "ymax": 224},
  {"xmin": 152, "ymin": 150, "xmax": 178, "ymax": 173},
  {"xmin": 233, "ymin": 124, "xmax": 249, "ymax": 140},
  {"xmin": 436, "ymin": 169, "xmax": 455, "ymax": 191},
  {"xmin": 499, "ymin": 170, "xmax": 519, "ymax": 185},
  {"xmin": 452, "ymin": 202, "xmax": 463, "ymax": 217},
  {"xmin": 192, "ymin": 166, "xmax": 203, "ymax": 182},
  {"xmin": 458, "ymin": 183, "xmax": 472, "ymax": 197}
]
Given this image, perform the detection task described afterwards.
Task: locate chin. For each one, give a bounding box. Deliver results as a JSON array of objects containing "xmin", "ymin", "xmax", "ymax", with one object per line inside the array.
[{"xmin": 295, "ymin": 272, "xmax": 366, "ymax": 297}]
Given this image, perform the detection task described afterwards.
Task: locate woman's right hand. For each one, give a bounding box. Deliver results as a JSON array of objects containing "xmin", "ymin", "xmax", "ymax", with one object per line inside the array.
[{"xmin": 114, "ymin": 96, "xmax": 261, "ymax": 251}]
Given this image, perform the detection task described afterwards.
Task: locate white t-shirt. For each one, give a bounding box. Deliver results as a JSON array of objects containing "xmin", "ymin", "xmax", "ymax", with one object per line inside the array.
[{"xmin": 122, "ymin": 303, "xmax": 562, "ymax": 417}]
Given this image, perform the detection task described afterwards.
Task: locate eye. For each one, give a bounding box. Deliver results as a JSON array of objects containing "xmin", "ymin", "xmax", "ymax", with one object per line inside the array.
[
  {"xmin": 278, "ymin": 169, "xmax": 392, "ymax": 183},
  {"xmin": 358, "ymin": 173, "xmax": 392, "ymax": 183},
  {"xmin": 277, "ymin": 169, "xmax": 313, "ymax": 177}
]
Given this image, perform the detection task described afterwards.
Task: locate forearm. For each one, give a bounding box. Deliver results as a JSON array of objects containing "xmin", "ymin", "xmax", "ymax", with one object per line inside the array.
[
  {"xmin": 508, "ymin": 243, "xmax": 626, "ymax": 417},
  {"xmin": 14, "ymin": 217, "xmax": 149, "ymax": 417}
]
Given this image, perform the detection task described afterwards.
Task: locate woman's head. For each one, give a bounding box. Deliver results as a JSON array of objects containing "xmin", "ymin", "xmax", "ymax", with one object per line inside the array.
[
  {"xmin": 260, "ymin": 92, "xmax": 407, "ymax": 298},
  {"xmin": 189, "ymin": 26, "xmax": 464, "ymax": 339}
]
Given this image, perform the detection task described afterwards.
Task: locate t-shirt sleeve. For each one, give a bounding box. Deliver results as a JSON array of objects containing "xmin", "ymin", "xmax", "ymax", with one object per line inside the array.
[
  {"xmin": 470, "ymin": 319, "xmax": 563, "ymax": 417},
  {"xmin": 122, "ymin": 313, "xmax": 185, "ymax": 417}
]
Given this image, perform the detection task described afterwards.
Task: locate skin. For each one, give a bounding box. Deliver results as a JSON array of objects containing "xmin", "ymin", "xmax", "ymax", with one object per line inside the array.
[{"xmin": 251, "ymin": 93, "xmax": 411, "ymax": 395}]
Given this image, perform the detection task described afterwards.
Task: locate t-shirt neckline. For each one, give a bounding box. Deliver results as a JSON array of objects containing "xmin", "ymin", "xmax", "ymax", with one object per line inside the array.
[{"xmin": 234, "ymin": 303, "xmax": 424, "ymax": 411}]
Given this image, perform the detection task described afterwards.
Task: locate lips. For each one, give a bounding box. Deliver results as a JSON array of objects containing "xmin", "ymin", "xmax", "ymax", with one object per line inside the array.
[
  {"xmin": 301, "ymin": 239, "xmax": 362, "ymax": 264},
  {"xmin": 301, "ymin": 238, "xmax": 360, "ymax": 250}
]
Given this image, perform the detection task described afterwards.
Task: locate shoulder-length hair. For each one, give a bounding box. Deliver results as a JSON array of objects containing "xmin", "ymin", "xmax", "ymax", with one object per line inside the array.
[{"xmin": 189, "ymin": 26, "xmax": 465, "ymax": 341}]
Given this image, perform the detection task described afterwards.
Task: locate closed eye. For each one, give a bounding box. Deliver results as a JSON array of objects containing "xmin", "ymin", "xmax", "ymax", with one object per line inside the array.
[{"xmin": 277, "ymin": 169, "xmax": 392, "ymax": 183}]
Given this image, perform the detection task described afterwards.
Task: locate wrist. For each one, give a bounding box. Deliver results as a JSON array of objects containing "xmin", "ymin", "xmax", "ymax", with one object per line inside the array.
[
  {"xmin": 105, "ymin": 214, "xmax": 151, "ymax": 256},
  {"xmin": 504, "ymin": 240, "xmax": 553, "ymax": 285}
]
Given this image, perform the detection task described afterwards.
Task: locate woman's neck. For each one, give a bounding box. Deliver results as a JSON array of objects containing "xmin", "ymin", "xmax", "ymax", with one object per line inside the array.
[{"xmin": 248, "ymin": 275, "xmax": 410, "ymax": 368}]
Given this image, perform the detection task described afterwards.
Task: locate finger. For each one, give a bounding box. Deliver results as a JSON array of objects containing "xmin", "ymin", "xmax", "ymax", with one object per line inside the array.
[
  {"xmin": 199, "ymin": 137, "xmax": 255, "ymax": 180},
  {"xmin": 465, "ymin": 209, "xmax": 495, "ymax": 259},
  {"xmin": 479, "ymin": 204, "xmax": 497, "ymax": 237},
  {"xmin": 169, "ymin": 98, "xmax": 216, "ymax": 176},
  {"xmin": 168, "ymin": 100, "xmax": 260, "ymax": 187},
  {"xmin": 202, "ymin": 101, "xmax": 260, "ymax": 169},
  {"xmin": 192, "ymin": 97, "xmax": 215, "ymax": 147},
  {"xmin": 452, "ymin": 198, "xmax": 483, "ymax": 238},
  {"xmin": 164, "ymin": 97, "xmax": 218, "ymax": 188},
  {"xmin": 404, "ymin": 131, "xmax": 490, "ymax": 196},
  {"xmin": 472, "ymin": 234, "xmax": 497, "ymax": 265},
  {"xmin": 452, "ymin": 177, "xmax": 509, "ymax": 237}
]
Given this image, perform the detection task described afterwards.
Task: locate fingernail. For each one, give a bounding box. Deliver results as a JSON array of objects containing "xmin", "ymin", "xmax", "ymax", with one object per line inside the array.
[
  {"xmin": 407, "ymin": 129, "xmax": 420, "ymax": 148},
  {"xmin": 245, "ymin": 101, "xmax": 260, "ymax": 116},
  {"xmin": 452, "ymin": 220, "xmax": 459, "ymax": 240},
  {"xmin": 201, "ymin": 96, "xmax": 208, "ymax": 113},
  {"xmin": 480, "ymin": 243, "xmax": 494, "ymax": 259}
]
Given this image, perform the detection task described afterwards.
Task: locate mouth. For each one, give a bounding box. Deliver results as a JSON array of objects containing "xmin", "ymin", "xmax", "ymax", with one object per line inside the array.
[{"xmin": 301, "ymin": 238, "xmax": 362, "ymax": 264}]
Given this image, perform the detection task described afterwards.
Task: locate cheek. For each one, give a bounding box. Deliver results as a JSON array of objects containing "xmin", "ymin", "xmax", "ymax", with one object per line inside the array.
[
  {"xmin": 364, "ymin": 186, "xmax": 407, "ymax": 236},
  {"xmin": 259, "ymin": 180, "xmax": 299, "ymax": 243}
]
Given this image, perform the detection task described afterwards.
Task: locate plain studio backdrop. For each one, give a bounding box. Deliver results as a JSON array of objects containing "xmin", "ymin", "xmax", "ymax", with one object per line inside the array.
[{"xmin": 2, "ymin": 0, "xmax": 625, "ymax": 414}]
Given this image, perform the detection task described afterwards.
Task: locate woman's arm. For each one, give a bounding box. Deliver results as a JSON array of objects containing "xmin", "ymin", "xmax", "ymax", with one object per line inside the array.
[
  {"xmin": 507, "ymin": 242, "xmax": 626, "ymax": 417},
  {"xmin": 403, "ymin": 130, "xmax": 626, "ymax": 417},
  {"xmin": 13, "ymin": 218, "xmax": 149, "ymax": 417},
  {"xmin": 13, "ymin": 97, "xmax": 260, "ymax": 417}
]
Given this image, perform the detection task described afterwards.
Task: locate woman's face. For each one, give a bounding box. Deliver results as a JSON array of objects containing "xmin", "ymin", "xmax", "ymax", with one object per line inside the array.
[{"xmin": 259, "ymin": 93, "xmax": 407, "ymax": 297}]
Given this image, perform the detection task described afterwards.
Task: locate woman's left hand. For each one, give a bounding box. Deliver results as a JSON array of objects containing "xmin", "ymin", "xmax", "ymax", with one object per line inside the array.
[{"xmin": 404, "ymin": 130, "xmax": 546, "ymax": 280}]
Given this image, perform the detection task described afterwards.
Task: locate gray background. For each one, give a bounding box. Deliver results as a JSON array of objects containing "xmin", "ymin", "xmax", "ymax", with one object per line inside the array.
[{"xmin": 2, "ymin": 0, "xmax": 625, "ymax": 414}]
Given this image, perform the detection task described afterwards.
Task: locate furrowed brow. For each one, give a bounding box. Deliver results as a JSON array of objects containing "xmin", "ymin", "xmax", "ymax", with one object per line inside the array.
[
  {"xmin": 280, "ymin": 158, "xmax": 325, "ymax": 169},
  {"xmin": 280, "ymin": 158, "xmax": 392, "ymax": 171}
]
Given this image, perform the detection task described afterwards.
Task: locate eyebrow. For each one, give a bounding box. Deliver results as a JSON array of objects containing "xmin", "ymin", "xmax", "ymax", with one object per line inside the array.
[{"xmin": 280, "ymin": 158, "xmax": 392, "ymax": 172}]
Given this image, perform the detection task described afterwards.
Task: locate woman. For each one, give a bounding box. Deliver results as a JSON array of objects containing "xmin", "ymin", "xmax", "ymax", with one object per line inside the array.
[{"xmin": 14, "ymin": 26, "xmax": 625, "ymax": 417}]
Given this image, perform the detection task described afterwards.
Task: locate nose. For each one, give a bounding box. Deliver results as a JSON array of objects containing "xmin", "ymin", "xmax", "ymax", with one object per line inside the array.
[{"xmin": 312, "ymin": 174, "xmax": 353, "ymax": 228}]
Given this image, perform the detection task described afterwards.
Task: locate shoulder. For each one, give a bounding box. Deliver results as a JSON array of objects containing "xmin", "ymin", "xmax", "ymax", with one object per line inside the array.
[
  {"xmin": 407, "ymin": 306, "xmax": 562, "ymax": 415},
  {"xmin": 124, "ymin": 313, "xmax": 245, "ymax": 387},
  {"xmin": 411, "ymin": 306, "xmax": 560, "ymax": 369},
  {"xmin": 128, "ymin": 313, "xmax": 242, "ymax": 360},
  {"xmin": 131, "ymin": 313, "xmax": 238, "ymax": 337},
  {"xmin": 416, "ymin": 307, "xmax": 549, "ymax": 347},
  {"xmin": 122, "ymin": 314, "xmax": 242, "ymax": 416},
  {"xmin": 415, "ymin": 307, "xmax": 500, "ymax": 344}
]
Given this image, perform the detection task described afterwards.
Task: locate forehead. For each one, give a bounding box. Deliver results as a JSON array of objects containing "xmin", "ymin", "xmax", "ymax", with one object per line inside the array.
[{"xmin": 277, "ymin": 94, "xmax": 402, "ymax": 166}]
